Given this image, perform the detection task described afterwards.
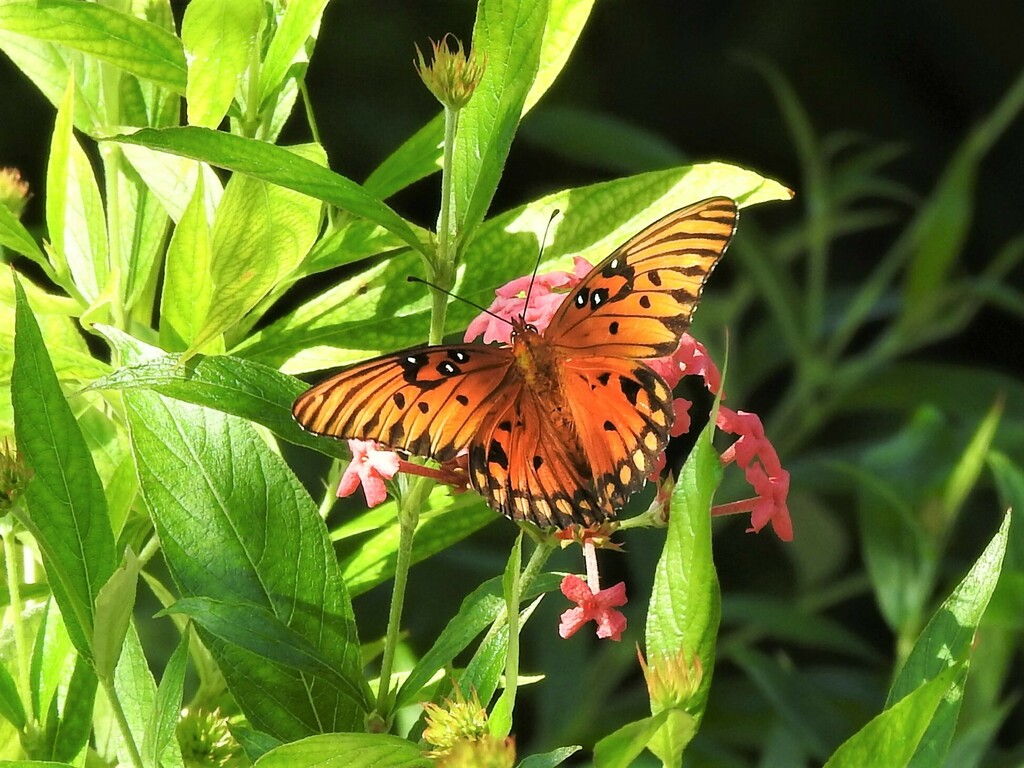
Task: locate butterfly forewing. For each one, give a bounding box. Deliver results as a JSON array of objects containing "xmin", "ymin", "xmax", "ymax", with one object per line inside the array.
[
  {"xmin": 292, "ymin": 345, "xmax": 514, "ymax": 463},
  {"xmin": 545, "ymin": 197, "xmax": 737, "ymax": 358}
]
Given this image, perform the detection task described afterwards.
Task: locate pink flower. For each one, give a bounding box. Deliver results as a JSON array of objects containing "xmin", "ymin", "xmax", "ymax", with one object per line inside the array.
[
  {"xmin": 558, "ymin": 574, "xmax": 628, "ymax": 641},
  {"xmin": 716, "ymin": 407, "xmax": 793, "ymax": 541},
  {"xmin": 464, "ymin": 257, "xmax": 592, "ymax": 343},
  {"xmin": 337, "ymin": 439, "xmax": 400, "ymax": 507}
]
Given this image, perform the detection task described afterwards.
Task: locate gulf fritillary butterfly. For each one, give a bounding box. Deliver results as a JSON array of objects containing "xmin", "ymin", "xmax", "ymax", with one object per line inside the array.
[{"xmin": 293, "ymin": 197, "xmax": 738, "ymax": 528}]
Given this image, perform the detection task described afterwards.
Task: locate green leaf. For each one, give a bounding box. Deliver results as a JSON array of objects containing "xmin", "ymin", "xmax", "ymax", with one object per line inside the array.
[
  {"xmin": 110, "ymin": 127, "xmax": 428, "ymax": 256},
  {"xmin": 517, "ymin": 746, "xmax": 583, "ymax": 768},
  {"xmin": 185, "ymin": 143, "xmax": 324, "ymax": 356},
  {"xmin": 0, "ymin": 0, "xmax": 187, "ymax": 93},
  {"xmin": 489, "ymin": 534, "xmax": 524, "ymax": 738},
  {"xmin": 887, "ymin": 511, "xmax": 1010, "ymax": 767},
  {"xmin": 119, "ymin": 144, "xmax": 223, "ymax": 223},
  {"xmin": 92, "ymin": 548, "xmax": 141, "ymax": 681},
  {"xmin": 182, "ymin": 0, "xmax": 264, "ymax": 128},
  {"xmin": 46, "ymin": 78, "xmax": 109, "ymax": 305},
  {"xmin": 47, "ymin": 655, "xmax": 97, "ymax": 762},
  {"xmin": 591, "ymin": 710, "xmax": 671, "ymax": 768},
  {"xmin": 258, "ymin": 0, "xmax": 330, "ymax": 109},
  {"xmin": 12, "ymin": 276, "xmax": 116, "ymax": 660},
  {"xmin": 122, "ymin": 349, "xmax": 370, "ymax": 739},
  {"xmin": 239, "ymin": 162, "xmax": 791, "ymax": 372},
  {"xmin": 253, "ymin": 733, "xmax": 430, "ymax": 767},
  {"xmin": 824, "ymin": 663, "xmax": 963, "ymax": 768},
  {"xmin": 29, "ymin": 599, "xmax": 75, "ymax": 724},
  {"xmin": 941, "ymin": 398, "xmax": 1003, "ymax": 526},
  {"xmin": 145, "ymin": 630, "xmax": 190, "ymax": 768},
  {"xmin": 0, "ymin": 196, "xmax": 47, "ymax": 265},
  {"xmin": 904, "ymin": 70, "xmax": 1024, "ymax": 311},
  {"xmin": 0, "ymin": 660, "xmax": 27, "ymax": 729},
  {"xmin": 340, "ymin": 495, "xmax": 496, "ymax": 597},
  {"xmin": 453, "ymin": 0, "xmax": 548, "ymax": 250},
  {"xmin": 85, "ymin": 335, "xmax": 339, "ymax": 458},
  {"xmin": 395, "ymin": 572, "xmax": 560, "ymax": 710},
  {"xmin": 160, "ymin": 173, "xmax": 214, "ymax": 350},
  {"xmin": 109, "ymin": 624, "xmax": 185, "ymax": 768},
  {"xmin": 166, "ymin": 597, "xmax": 363, "ymax": 700},
  {"xmin": 645, "ymin": 418, "xmax": 722, "ymax": 760},
  {"xmin": 111, "ymin": 156, "xmax": 171, "ymax": 313}
]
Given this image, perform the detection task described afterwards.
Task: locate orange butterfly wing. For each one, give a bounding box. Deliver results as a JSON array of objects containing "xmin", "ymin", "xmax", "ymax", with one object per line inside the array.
[
  {"xmin": 545, "ymin": 197, "xmax": 737, "ymax": 358},
  {"xmin": 292, "ymin": 345, "xmax": 516, "ymax": 463},
  {"xmin": 293, "ymin": 197, "xmax": 737, "ymax": 528}
]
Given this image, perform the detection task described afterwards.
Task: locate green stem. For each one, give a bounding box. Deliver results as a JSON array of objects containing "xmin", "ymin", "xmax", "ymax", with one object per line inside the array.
[
  {"xmin": 1, "ymin": 521, "xmax": 31, "ymax": 705},
  {"xmin": 375, "ymin": 479, "xmax": 428, "ymax": 717},
  {"xmin": 100, "ymin": 675, "xmax": 146, "ymax": 768}
]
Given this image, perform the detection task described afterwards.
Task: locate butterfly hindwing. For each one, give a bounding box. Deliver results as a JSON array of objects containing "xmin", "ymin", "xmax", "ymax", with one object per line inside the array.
[
  {"xmin": 469, "ymin": 390, "xmax": 605, "ymax": 529},
  {"xmin": 563, "ymin": 355, "xmax": 675, "ymax": 510},
  {"xmin": 545, "ymin": 197, "xmax": 737, "ymax": 358},
  {"xmin": 292, "ymin": 345, "xmax": 515, "ymax": 462}
]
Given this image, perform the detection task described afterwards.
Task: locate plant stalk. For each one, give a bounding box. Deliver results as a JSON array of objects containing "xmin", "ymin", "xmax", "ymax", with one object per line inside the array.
[
  {"xmin": 100, "ymin": 675, "xmax": 146, "ymax": 768},
  {"xmin": 1, "ymin": 521, "xmax": 31, "ymax": 705}
]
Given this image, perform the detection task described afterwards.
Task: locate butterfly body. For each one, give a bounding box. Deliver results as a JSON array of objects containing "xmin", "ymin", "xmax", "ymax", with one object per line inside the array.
[{"xmin": 293, "ymin": 197, "xmax": 738, "ymax": 528}]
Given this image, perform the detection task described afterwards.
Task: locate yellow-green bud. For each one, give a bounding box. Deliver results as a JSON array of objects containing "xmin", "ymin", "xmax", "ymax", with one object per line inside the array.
[{"xmin": 414, "ymin": 35, "xmax": 486, "ymax": 111}]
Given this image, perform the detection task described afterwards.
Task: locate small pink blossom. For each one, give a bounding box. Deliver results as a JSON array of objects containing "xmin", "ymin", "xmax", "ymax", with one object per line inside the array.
[
  {"xmin": 716, "ymin": 407, "xmax": 793, "ymax": 541},
  {"xmin": 558, "ymin": 574, "xmax": 628, "ymax": 641},
  {"xmin": 464, "ymin": 257, "xmax": 592, "ymax": 343},
  {"xmin": 337, "ymin": 439, "xmax": 400, "ymax": 507}
]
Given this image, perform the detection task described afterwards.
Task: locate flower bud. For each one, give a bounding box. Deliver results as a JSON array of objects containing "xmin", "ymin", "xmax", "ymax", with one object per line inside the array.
[
  {"xmin": 414, "ymin": 35, "xmax": 485, "ymax": 110},
  {"xmin": 637, "ymin": 647, "xmax": 703, "ymax": 712},
  {"xmin": 0, "ymin": 439, "xmax": 32, "ymax": 516},
  {"xmin": 422, "ymin": 686, "xmax": 489, "ymax": 757},
  {"xmin": 0, "ymin": 168, "xmax": 30, "ymax": 218}
]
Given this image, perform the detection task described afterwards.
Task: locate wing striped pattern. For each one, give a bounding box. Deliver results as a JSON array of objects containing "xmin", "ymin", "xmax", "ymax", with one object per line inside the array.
[
  {"xmin": 468, "ymin": 391, "xmax": 606, "ymax": 528},
  {"xmin": 545, "ymin": 197, "xmax": 737, "ymax": 358},
  {"xmin": 292, "ymin": 345, "xmax": 514, "ymax": 463}
]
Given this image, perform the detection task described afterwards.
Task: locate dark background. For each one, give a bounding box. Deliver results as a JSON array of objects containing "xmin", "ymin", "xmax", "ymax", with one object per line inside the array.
[{"xmin": 3, "ymin": 0, "xmax": 1023, "ymax": 763}]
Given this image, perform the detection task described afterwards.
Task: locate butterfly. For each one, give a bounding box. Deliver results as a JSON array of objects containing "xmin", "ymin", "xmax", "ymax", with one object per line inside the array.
[{"xmin": 293, "ymin": 197, "xmax": 738, "ymax": 528}]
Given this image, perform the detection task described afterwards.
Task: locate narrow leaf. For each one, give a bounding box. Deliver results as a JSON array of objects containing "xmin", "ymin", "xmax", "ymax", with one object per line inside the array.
[
  {"xmin": 253, "ymin": 733, "xmax": 430, "ymax": 767},
  {"xmin": 92, "ymin": 547, "xmax": 141, "ymax": 681},
  {"xmin": 145, "ymin": 631, "xmax": 190, "ymax": 767},
  {"xmin": 0, "ymin": 661, "xmax": 27, "ymax": 729},
  {"xmin": 12, "ymin": 276, "xmax": 116, "ymax": 659},
  {"xmin": 592, "ymin": 710, "xmax": 671, "ymax": 768},
  {"xmin": 110, "ymin": 127, "xmax": 429, "ymax": 256}
]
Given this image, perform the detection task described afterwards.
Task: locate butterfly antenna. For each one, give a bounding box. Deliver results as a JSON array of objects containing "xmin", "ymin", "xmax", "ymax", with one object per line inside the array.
[
  {"xmin": 522, "ymin": 209, "xmax": 561, "ymax": 314},
  {"xmin": 407, "ymin": 276, "xmax": 512, "ymax": 326}
]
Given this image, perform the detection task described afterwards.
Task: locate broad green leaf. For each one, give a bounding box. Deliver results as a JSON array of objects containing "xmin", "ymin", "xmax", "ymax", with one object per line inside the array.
[
  {"xmin": 46, "ymin": 79, "xmax": 108, "ymax": 305},
  {"xmin": 645, "ymin": 418, "xmax": 722, "ymax": 763},
  {"xmin": 145, "ymin": 630, "xmax": 189, "ymax": 768},
  {"xmin": 592, "ymin": 710, "xmax": 671, "ymax": 768},
  {"xmin": 122, "ymin": 338, "xmax": 370, "ymax": 738},
  {"xmin": 109, "ymin": 624, "xmax": 185, "ymax": 768},
  {"xmin": 110, "ymin": 127, "xmax": 429, "ymax": 255},
  {"xmin": 0, "ymin": 0, "xmax": 187, "ymax": 92},
  {"xmin": 888, "ymin": 511, "xmax": 1010, "ymax": 768},
  {"xmin": 303, "ymin": 218, "xmax": 409, "ymax": 276},
  {"xmin": 12, "ymin": 277, "xmax": 116, "ymax": 660},
  {"xmin": 185, "ymin": 143, "xmax": 325, "ymax": 356},
  {"xmin": 239, "ymin": 162, "xmax": 792, "ymax": 372},
  {"xmin": 85, "ymin": 334, "xmax": 336, "ymax": 457},
  {"xmin": 91, "ymin": 549, "xmax": 141, "ymax": 681},
  {"xmin": 182, "ymin": 0, "xmax": 264, "ymax": 128},
  {"xmin": 253, "ymin": 733, "xmax": 430, "ymax": 767},
  {"xmin": 453, "ymin": 0, "xmax": 548, "ymax": 250},
  {"xmin": 160, "ymin": 174, "xmax": 214, "ymax": 350},
  {"xmin": 364, "ymin": 0, "xmax": 594, "ymax": 200},
  {"xmin": 824, "ymin": 664, "xmax": 963, "ymax": 768},
  {"xmin": 258, "ymin": 0, "xmax": 330, "ymax": 108},
  {"xmin": 0, "ymin": 660, "xmax": 27, "ymax": 729}
]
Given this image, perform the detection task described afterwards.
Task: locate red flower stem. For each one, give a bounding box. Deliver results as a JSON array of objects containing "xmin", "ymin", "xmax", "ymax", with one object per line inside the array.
[{"xmin": 711, "ymin": 498, "xmax": 758, "ymax": 517}]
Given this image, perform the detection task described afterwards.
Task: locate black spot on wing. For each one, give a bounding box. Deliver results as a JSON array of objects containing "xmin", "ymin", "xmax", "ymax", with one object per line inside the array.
[
  {"xmin": 393, "ymin": 392, "xmax": 406, "ymax": 409},
  {"xmin": 488, "ymin": 439, "xmax": 510, "ymax": 470},
  {"xmin": 456, "ymin": 394, "xmax": 470, "ymax": 405},
  {"xmin": 620, "ymin": 376, "xmax": 641, "ymax": 406}
]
